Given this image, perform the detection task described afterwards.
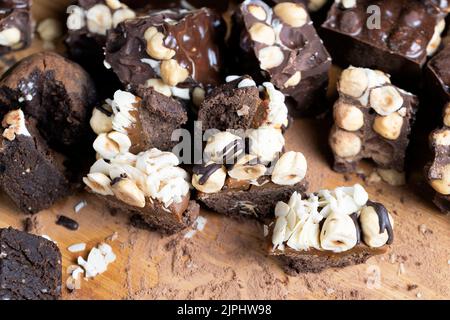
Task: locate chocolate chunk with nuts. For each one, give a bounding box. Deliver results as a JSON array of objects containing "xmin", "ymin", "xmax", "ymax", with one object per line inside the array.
[
  {"xmin": 230, "ymin": 0, "xmax": 331, "ymax": 114},
  {"xmin": 105, "ymin": 8, "xmax": 226, "ymax": 99},
  {"xmin": 321, "ymin": 0, "xmax": 447, "ymax": 90},
  {"xmin": 269, "ymin": 184, "xmax": 393, "ymax": 274},
  {"xmin": 329, "ymin": 66, "xmax": 418, "ymax": 185},
  {"xmin": 0, "ymin": 0, "xmax": 32, "ymax": 55}
]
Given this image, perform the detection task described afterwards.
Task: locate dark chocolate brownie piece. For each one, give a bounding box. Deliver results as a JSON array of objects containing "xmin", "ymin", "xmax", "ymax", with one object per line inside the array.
[
  {"xmin": 269, "ymin": 185, "xmax": 393, "ymax": 274},
  {"xmin": 0, "ymin": 0, "xmax": 32, "ymax": 55},
  {"xmin": 425, "ymin": 44, "xmax": 450, "ymax": 109},
  {"xmin": 198, "ymin": 75, "xmax": 289, "ymax": 131},
  {"xmin": 0, "ymin": 52, "xmax": 97, "ymax": 152},
  {"xmin": 104, "ymin": 7, "xmax": 226, "ymax": 99},
  {"xmin": 427, "ymin": 102, "xmax": 450, "ymax": 214},
  {"xmin": 0, "ymin": 109, "xmax": 71, "ymax": 214},
  {"xmin": 321, "ymin": 0, "xmax": 447, "ymax": 90},
  {"xmin": 230, "ymin": 0, "xmax": 331, "ymax": 115},
  {"xmin": 90, "ymin": 89, "xmax": 187, "ymax": 153},
  {"xmin": 329, "ymin": 66, "xmax": 418, "ymax": 185},
  {"xmin": 0, "ymin": 227, "xmax": 62, "ymax": 300}
]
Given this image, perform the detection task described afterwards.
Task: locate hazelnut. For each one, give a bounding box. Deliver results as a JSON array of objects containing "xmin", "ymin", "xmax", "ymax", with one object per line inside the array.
[
  {"xmin": 90, "ymin": 107, "xmax": 113, "ymax": 135},
  {"xmin": 360, "ymin": 205, "xmax": 394, "ymax": 248},
  {"xmin": 283, "ymin": 71, "xmax": 302, "ymax": 88},
  {"xmin": 111, "ymin": 177, "xmax": 146, "ymax": 208},
  {"xmin": 1, "ymin": 109, "xmax": 30, "ymax": 141},
  {"xmin": 339, "ymin": 67, "xmax": 368, "ymax": 98},
  {"xmin": 112, "ymin": 8, "xmax": 136, "ymax": 28},
  {"xmin": 247, "ymin": 127, "xmax": 285, "ymax": 163},
  {"xmin": 0, "ymin": 28, "xmax": 21, "ymax": 47},
  {"xmin": 204, "ymin": 132, "xmax": 243, "ymax": 164},
  {"xmin": 86, "ymin": 4, "xmax": 112, "ymax": 35},
  {"xmin": 89, "ymin": 159, "xmax": 112, "ymax": 175},
  {"xmin": 273, "ymin": 3, "xmax": 308, "ymax": 28},
  {"xmin": 160, "ymin": 59, "xmax": 189, "ymax": 86},
  {"xmin": 334, "ymin": 102, "xmax": 364, "ymax": 131},
  {"xmin": 432, "ymin": 129, "xmax": 450, "ymax": 146},
  {"xmin": 228, "ymin": 155, "xmax": 267, "ymax": 181},
  {"xmin": 192, "ymin": 87, "xmax": 205, "ymax": 107},
  {"xmin": 249, "ymin": 23, "xmax": 275, "ymax": 45},
  {"xmin": 145, "ymin": 78, "xmax": 172, "ymax": 97},
  {"xmin": 146, "ymin": 31, "xmax": 176, "ymax": 60},
  {"xmin": 66, "ymin": 5, "xmax": 86, "ymax": 30},
  {"xmin": 308, "ymin": 0, "xmax": 328, "ymax": 11},
  {"xmin": 430, "ymin": 164, "xmax": 450, "ymax": 195},
  {"xmin": 83, "ymin": 173, "xmax": 114, "ymax": 196},
  {"xmin": 258, "ymin": 46, "xmax": 284, "ymax": 70},
  {"xmin": 105, "ymin": 0, "xmax": 122, "ymax": 10},
  {"xmin": 248, "ymin": 4, "xmax": 267, "ymax": 21},
  {"xmin": 329, "ymin": 127, "xmax": 362, "ymax": 158},
  {"xmin": 37, "ymin": 18, "xmax": 63, "ymax": 42},
  {"xmin": 377, "ymin": 169, "xmax": 405, "ymax": 186},
  {"xmin": 443, "ymin": 103, "xmax": 450, "ymax": 127},
  {"xmin": 320, "ymin": 211, "xmax": 358, "ymax": 253},
  {"xmin": 369, "ymin": 86, "xmax": 404, "ymax": 116},
  {"xmin": 192, "ymin": 164, "xmax": 227, "ymax": 193},
  {"xmin": 271, "ymin": 151, "xmax": 307, "ymax": 186},
  {"xmin": 143, "ymin": 26, "xmax": 158, "ymax": 42},
  {"xmin": 373, "ymin": 113, "xmax": 403, "ymax": 140},
  {"xmin": 341, "ymin": 0, "xmax": 357, "ymax": 9},
  {"xmin": 93, "ymin": 131, "xmax": 131, "ymax": 160}
]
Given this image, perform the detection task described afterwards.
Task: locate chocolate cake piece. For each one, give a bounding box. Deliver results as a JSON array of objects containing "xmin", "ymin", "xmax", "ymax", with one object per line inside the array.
[
  {"xmin": 90, "ymin": 89, "xmax": 187, "ymax": 153},
  {"xmin": 104, "ymin": 7, "xmax": 225, "ymax": 101},
  {"xmin": 0, "ymin": 109, "xmax": 71, "ymax": 214},
  {"xmin": 321, "ymin": 0, "xmax": 447, "ymax": 90},
  {"xmin": 192, "ymin": 129, "xmax": 309, "ymax": 221},
  {"xmin": 425, "ymin": 44, "xmax": 450, "ymax": 110},
  {"xmin": 0, "ymin": 52, "xmax": 97, "ymax": 152},
  {"xmin": 0, "ymin": 227, "xmax": 62, "ymax": 300},
  {"xmin": 0, "ymin": 0, "xmax": 32, "ymax": 55},
  {"xmin": 329, "ymin": 66, "xmax": 418, "ymax": 185},
  {"xmin": 198, "ymin": 75, "xmax": 288, "ymax": 131},
  {"xmin": 427, "ymin": 102, "xmax": 450, "ymax": 214},
  {"xmin": 230, "ymin": 0, "xmax": 331, "ymax": 114},
  {"xmin": 269, "ymin": 184, "xmax": 393, "ymax": 274}
]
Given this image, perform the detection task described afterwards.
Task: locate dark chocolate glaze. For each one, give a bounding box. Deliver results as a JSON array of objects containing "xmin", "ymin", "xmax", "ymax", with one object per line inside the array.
[
  {"xmin": 193, "ymin": 163, "xmax": 222, "ymax": 185},
  {"xmin": 350, "ymin": 212, "xmax": 361, "ymax": 245},
  {"xmin": 56, "ymin": 215, "xmax": 79, "ymax": 231},
  {"xmin": 366, "ymin": 201, "xmax": 394, "ymax": 245}
]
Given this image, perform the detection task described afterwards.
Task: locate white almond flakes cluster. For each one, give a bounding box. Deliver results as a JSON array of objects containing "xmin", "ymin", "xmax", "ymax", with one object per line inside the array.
[
  {"xmin": 84, "ymin": 90, "xmax": 190, "ymax": 208},
  {"xmin": 66, "ymin": 0, "xmax": 135, "ymax": 35},
  {"xmin": 1, "ymin": 109, "xmax": 31, "ymax": 141}
]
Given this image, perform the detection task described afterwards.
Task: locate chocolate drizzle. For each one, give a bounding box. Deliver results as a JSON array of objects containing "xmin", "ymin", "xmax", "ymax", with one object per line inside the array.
[
  {"xmin": 56, "ymin": 215, "xmax": 79, "ymax": 231},
  {"xmin": 349, "ymin": 213, "xmax": 361, "ymax": 244},
  {"xmin": 366, "ymin": 200, "xmax": 394, "ymax": 244},
  {"xmin": 193, "ymin": 163, "xmax": 222, "ymax": 185},
  {"xmin": 222, "ymin": 138, "xmax": 244, "ymax": 168}
]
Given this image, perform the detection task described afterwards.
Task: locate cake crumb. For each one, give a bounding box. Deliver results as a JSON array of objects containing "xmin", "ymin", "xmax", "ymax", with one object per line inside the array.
[
  {"xmin": 105, "ymin": 231, "xmax": 119, "ymax": 242},
  {"xmin": 74, "ymin": 200, "xmax": 87, "ymax": 213},
  {"xmin": 398, "ymin": 263, "xmax": 406, "ymax": 275},
  {"xmin": 407, "ymin": 284, "xmax": 418, "ymax": 291}
]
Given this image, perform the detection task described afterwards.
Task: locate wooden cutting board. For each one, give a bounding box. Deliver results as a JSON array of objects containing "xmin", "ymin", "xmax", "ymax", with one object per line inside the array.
[{"xmin": 0, "ymin": 0, "xmax": 448, "ymax": 300}]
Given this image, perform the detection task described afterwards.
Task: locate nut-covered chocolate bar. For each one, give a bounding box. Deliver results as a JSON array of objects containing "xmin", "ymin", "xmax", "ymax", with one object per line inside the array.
[
  {"xmin": 269, "ymin": 184, "xmax": 394, "ymax": 274},
  {"xmin": 193, "ymin": 76, "xmax": 308, "ymax": 220},
  {"xmin": 329, "ymin": 66, "xmax": 418, "ymax": 185},
  {"xmin": 104, "ymin": 8, "xmax": 225, "ymax": 101},
  {"xmin": 0, "ymin": 0, "xmax": 32, "ymax": 55},
  {"xmin": 230, "ymin": 0, "xmax": 331, "ymax": 114},
  {"xmin": 322, "ymin": 0, "xmax": 447, "ymax": 90},
  {"xmin": 84, "ymin": 89, "xmax": 199, "ymax": 234},
  {"xmin": 427, "ymin": 102, "xmax": 450, "ymax": 214}
]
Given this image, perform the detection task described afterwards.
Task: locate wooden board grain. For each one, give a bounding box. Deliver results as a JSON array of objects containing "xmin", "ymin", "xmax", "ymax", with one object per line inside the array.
[{"xmin": 0, "ymin": 0, "xmax": 448, "ymax": 300}]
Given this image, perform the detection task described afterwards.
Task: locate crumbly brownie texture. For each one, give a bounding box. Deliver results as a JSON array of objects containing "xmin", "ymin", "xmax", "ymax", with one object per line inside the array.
[
  {"xmin": 321, "ymin": 0, "xmax": 446, "ymax": 89},
  {"xmin": 0, "ymin": 227, "xmax": 62, "ymax": 300},
  {"xmin": 104, "ymin": 8, "xmax": 225, "ymax": 100},
  {"xmin": 0, "ymin": 109, "xmax": 71, "ymax": 214},
  {"xmin": 0, "ymin": 0, "xmax": 32, "ymax": 55},
  {"xmin": 0, "ymin": 52, "xmax": 97, "ymax": 152},
  {"xmin": 427, "ymin": 102, "xmax": 450, "ymax": 214},
  {"xmin": 90, "ymin": 89, "xmax": 187, "ymax": 153},
  {"xmin": 329, "ymin": 66, "xmax": 418, "ymax": 185},
  {"xmin": 270, "ymin": 184, "xmax": 394, "ymax": 274},
  {"xmin": 198, "ymin": 75, "xmax": 288, "ymax": 131},
  {"xmin": 192, "ymin": 130, "xmax": 308, "ymax": 220},
  {"xmin": 231, "ymin": 0, "xmax": 331, "ymax": 114}
]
